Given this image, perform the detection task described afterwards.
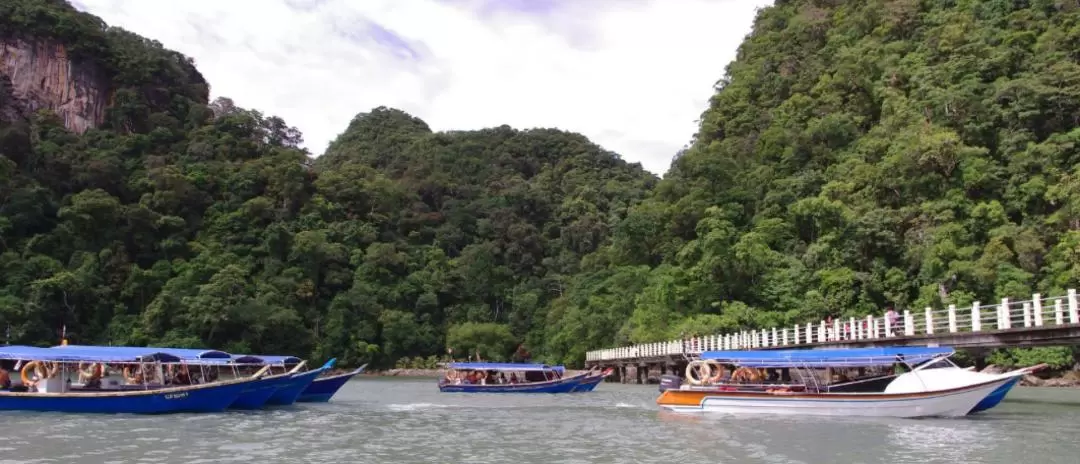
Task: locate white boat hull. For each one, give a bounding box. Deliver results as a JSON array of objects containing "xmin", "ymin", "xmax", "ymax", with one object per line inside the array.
[{"xmin": 657, "ymin": 376, "xmax": 1018, "ymax": 418}]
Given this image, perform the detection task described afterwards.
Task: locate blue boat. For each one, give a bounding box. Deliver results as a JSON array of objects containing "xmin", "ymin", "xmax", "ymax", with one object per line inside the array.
[
  {"xmin": 0, "ymin": 345, "xmax": 262, "ymax": 414},
  {"xmin": 232, "ymin": 355, "xmax": 331, "ymax": 406},
  {"xmin": 438, "ymin": 362, "xmax": 588, "ymax": 393},
  {"xmin": 571, "ymin": 367, "xmax": 614, "ymax": 392},
  {"xmin": 296, "ymin": 360, "xmax": 367, "ymax": 403},
  {"xmin": 53, "ymin": 344, "xmax": 286, "ymax": 410}
]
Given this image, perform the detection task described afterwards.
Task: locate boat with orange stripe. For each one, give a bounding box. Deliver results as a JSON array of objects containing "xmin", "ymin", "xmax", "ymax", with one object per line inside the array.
[{"xmin": 655, "ymin": 347, "xmax": 1025, "ymax": 418}]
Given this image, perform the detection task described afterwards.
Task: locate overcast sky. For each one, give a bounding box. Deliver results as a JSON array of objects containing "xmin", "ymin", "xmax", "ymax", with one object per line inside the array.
[{"xmin": 71, "ymin": 0, "xmax": 772, "ymax": 176}]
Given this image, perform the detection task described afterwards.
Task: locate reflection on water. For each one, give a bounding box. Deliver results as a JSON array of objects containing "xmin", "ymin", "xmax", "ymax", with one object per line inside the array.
[{"xmin": 0, "ymin": 378, "xmax": 1076, "ymax": 463}]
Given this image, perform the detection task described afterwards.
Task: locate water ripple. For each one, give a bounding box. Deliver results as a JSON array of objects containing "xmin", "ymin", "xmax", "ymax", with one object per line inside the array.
[{"xmin": 0, "ymin": 379, "xmax": 1076, "ymax": 463}]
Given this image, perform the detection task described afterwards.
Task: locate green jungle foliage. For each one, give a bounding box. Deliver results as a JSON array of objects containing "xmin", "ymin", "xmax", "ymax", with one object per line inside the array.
[
  {"xmin": 0, "ymin": 0, "xmax": 655, "ymax": 367},
  {"xmin": 2, "ymin": 0, "xmax": 1079, "ymax": 368}
]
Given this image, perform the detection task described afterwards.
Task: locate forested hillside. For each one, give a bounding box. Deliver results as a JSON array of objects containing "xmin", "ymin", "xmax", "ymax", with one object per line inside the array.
[
  {"xmin": 5, "ymin": 0, "xmax": 1080, "ymax": 369},
  {"xmin": 551, "ymin": 0, "xmax": 1080, "ymax": 366},
  {"xmin": 0, "ymin": 0, "xmax": 655, "ymax": 367}
]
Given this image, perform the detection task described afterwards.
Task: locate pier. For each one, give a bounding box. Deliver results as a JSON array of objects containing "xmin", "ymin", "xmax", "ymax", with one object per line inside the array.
[{"xmin": 584, "ymin": 289, "xmax": 1080, "ymax": 384}]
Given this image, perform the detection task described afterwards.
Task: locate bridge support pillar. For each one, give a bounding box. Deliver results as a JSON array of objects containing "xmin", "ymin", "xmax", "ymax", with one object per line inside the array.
[{"xmin": 974, "ymin": 354, "xmax": 987, "ymax": 371}]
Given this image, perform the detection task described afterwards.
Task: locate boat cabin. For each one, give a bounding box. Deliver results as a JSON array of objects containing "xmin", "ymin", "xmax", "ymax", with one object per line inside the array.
[
  {"xmin": 665, "ymin": 347, "xmax": 959, "ymax": 394},
  {"xmin": 442, "ymin": 362, "xmax": 564, "ymax": 386}
]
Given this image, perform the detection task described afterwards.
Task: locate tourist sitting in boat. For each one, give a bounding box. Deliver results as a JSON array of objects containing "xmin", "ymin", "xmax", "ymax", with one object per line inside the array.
[
  {"xmin": 170, "ymin": 364, "xmax": 192, "ymax": 385},
  {"xmin": 0, "ymin": 367, "xmax": 9, "ymax": 390},
  {"xmin": 509, "ymin": 373, "xmax": 518, "ymax": 384}
]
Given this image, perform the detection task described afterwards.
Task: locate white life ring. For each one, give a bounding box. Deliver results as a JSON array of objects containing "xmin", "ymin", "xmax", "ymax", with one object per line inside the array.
[{"xmin": 685, "ymin": 360, "xmax": 712, "ymax": 386}]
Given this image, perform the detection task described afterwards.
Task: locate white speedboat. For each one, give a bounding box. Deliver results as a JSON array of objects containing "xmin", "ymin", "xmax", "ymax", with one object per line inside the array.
[{"xmin": 656, "ymin": 347, "xmax": 1025, "ymax": 418}]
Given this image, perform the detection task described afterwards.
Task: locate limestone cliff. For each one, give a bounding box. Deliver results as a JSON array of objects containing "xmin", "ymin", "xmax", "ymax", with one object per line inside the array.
[{"xmin": 0, "ymin": 38, "xmax": 108, "ymax": 133}]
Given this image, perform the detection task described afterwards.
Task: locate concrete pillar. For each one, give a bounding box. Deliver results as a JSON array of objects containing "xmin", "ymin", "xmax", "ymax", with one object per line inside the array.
[
  {"xmin": 1033, "ymin": 294, "xmax": 1044, "ymax": 327},
  {"xmin": 1069, "ymin": 289, "xmax": 1079, "ymax": 324},
  {"xmin": 948, "ymin": 304, "xmax": 957, "ymax": 333},
  {"xmin": 972, "ymin": 301, "xmax": 981, "ymax": 332}
]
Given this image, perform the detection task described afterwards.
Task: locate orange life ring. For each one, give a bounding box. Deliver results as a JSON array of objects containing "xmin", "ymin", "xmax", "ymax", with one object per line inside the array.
[
  {"xmin": 705, "ymin": 361, "xmax": 725, "ymax": 384},
  {"xmin": 20, "ymin": 360, "xmax": 46, "ymax": 387}
]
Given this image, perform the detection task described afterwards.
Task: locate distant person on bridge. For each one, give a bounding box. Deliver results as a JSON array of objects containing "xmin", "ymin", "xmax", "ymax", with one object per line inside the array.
[{"xmin": 885, "ymin": 305, "xmax": 899, "ymax": 336}]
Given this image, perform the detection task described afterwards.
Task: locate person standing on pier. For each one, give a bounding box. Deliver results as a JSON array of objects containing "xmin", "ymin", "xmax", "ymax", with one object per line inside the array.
[{"xmin": 885, "ymin": 305, "xmax": 899, "ymax": 336}]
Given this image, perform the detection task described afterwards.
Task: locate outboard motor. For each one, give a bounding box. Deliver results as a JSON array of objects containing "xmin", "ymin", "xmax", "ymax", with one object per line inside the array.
[{"xmin": 659, "ymin": 374, "xmax": 682, "ymax": 392}]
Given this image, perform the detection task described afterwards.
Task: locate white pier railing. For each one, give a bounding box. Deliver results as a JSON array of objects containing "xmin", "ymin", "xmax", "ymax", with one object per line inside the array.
[{"xmin": 585, "ymin": 289, "xmax": 1080, "ymax": 362}]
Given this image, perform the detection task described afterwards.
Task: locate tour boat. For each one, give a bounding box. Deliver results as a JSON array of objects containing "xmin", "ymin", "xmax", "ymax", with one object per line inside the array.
[
  {"xmin": 655, "ymin": 347, "xmax": 1026, "ymax": 418},
  {"xmin": 232, "ymin": 354, "xmax": 331, "ymax": 405},
  {"xmin": 572, "ymin": 367, "xmax": 615, "ymax": 392},
  {"xmin": 438, "ymin": 362, "xmax": 588, "ymax": 393},
  {"xmin": 0, "ymin": 345, "xmax": 265, "ymax": 414},
  {"xmin": 53, "ymin": 344, "xmax": 299, "ymax": 410},
  {"xmin": 295, "ymin": 359, "xmax": 368, "ymax": 403}
]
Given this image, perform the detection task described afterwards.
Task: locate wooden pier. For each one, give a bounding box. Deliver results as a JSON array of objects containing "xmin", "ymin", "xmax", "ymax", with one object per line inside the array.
[{"xmin": 585, "ymin": 290, "xmax": 1080, "ymax": 384}]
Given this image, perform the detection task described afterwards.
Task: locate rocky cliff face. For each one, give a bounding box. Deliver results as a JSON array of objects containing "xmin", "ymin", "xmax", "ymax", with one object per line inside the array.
[{"xmin": 0, "ymin": 38, "xmax": 109, "ymax": 133}]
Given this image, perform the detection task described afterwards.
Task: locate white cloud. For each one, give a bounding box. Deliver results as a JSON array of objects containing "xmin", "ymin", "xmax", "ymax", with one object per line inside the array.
[{"xmin": 72, "ymin": 0, "xmax": 772, "ymax": 175}]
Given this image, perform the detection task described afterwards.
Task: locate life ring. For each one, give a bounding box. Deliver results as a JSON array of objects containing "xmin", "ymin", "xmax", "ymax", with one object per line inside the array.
[
  {"xmin": 20, "ymin": 360, "xmax": 46, "ymax": 387},
  {"xmin": 685, "ymin": 361, "xmax": 712, "ymax": 386},
  {"xmin": 705, "ymin": 360, "xmax": 725, "ymax": 384}
]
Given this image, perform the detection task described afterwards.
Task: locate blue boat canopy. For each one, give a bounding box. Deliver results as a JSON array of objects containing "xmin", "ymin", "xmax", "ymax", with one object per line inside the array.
[
  {"xmin": 52, "ymin": 344, "xmax": 233, "ymax": 360},
  {"xmin": 448, "ymin": 362, "xmax": 560, "ymax": 372},
  {"xmin": 698, "ymin": 347, "xmax": 955, "ymax": 368},
  {"xmin": 0, "ymin": 345, "xmax": 182, "ymax": 363},
  {"xmin": 233, "ymin": 355, "xmax": 303, "ymax": 365}
]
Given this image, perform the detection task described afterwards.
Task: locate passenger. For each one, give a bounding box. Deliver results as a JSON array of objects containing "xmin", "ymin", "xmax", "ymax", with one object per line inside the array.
[
  {"xmin": 0, "ymin": 368, "xmax": 9, "ymax": 390},
  {"xmin": 174, "ymin": 368, "xmax": 191, "ymax": 386},
  {"xmin": 885, "ymin": 305, "xmax": 898, "ymax": 336},
  {"xmin": 499, "ymin": 373, "xmax": 507, "ymax": 384},
  {"xmin": 509, "ymin": 373, "xmax": 519, "ymax": 384}
]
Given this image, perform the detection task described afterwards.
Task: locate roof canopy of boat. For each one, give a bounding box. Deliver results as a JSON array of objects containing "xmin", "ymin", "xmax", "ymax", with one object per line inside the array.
[
  {"xmin": 231, "ymin": 354, "xmax": 303, "ymax": 365},
  {"xmin": 1, "ymin": 345, "xmax": 183, "ymax": 363},
  {"xmin": 698, "ymin": 347, "xmax": 955, "ymax": 368},
  {"xmin": 52, "ymin": 344, "xmax": 232, "ymax": 360},
  {"xmin": 448, "ymin": 362, "xmax": 562, "ymax": 372}
]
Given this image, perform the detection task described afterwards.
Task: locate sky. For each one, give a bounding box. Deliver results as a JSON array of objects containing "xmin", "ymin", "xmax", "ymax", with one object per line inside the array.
[{"xmin": 70, "ymin": 0, "xmax": 773, "ymax": 176}]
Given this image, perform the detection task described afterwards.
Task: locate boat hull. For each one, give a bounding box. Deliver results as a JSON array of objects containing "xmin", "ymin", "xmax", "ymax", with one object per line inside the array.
[
  {"xmin": 970, "ymin": 376, "xmax": 1020, "ymax": 413},
  {"xmin": 656, "ymin": 376, "xmax": 1018, "ymax": 418},
  {"xmin": 0, "ymin": 378, "xmax": 251, "ymax": 414},
  {"xmin": 571, "ymin": 369, "xmax": 613, "ymax": 392},
  {"xmin": 266, "ymin": 367, "xmax": 327, "ymax": 405},
  {"xmin": 230, "ymin": 373, "xmax": 295, "ymax": 409},
  {"xmin": 439, "ymin": 373, "xmax": 587, "ymax": 393},
  {"xmin": 296, "ymin": 366, "xmax": 365, "ymax": 403}
]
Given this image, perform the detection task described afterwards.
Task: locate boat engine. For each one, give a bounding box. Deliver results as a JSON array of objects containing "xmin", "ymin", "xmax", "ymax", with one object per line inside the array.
[{"xmin": 659, "ymin": 374, "xmax": 682, "ymax": 392}]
